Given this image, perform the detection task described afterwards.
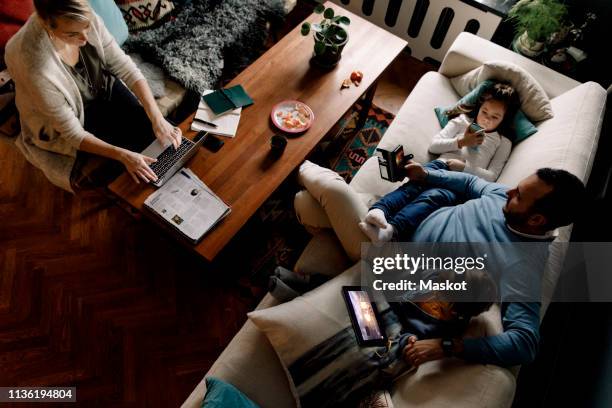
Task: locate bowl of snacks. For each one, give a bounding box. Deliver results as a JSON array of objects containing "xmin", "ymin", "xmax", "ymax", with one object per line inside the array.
[{"xmin": 270, "ymin": 100, "xmax": 314, "ymax": 134}]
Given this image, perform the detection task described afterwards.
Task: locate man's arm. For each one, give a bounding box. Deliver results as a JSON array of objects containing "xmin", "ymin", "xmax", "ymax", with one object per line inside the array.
[
  {"xmin": 423, "ymin": 168, "xmax": 503, "ymax": 200},
  {"xmin": 460, "ymin": 302, "xmax": 540, "ymax": 366}
]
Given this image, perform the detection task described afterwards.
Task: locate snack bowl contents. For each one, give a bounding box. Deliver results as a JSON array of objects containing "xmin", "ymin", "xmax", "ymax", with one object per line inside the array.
[{"xmin": 270, "ymin": 100, "xmax": 315, "ymax": 134}]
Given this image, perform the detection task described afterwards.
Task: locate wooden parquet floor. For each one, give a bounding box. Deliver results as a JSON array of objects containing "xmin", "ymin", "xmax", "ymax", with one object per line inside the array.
[{"xmin": 0, "ymin": 144, "xmax": 265, "ymax": 407}]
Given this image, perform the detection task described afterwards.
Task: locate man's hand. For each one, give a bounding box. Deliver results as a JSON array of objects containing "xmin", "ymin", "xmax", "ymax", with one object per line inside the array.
[
  {"xmin": 445, "ymin": 158, "xmax": 465, "ymax": 172},
  {"xmin": 404, "ymin": 161, "xmax": 427, "ymax": 182},
  {"xmin": 403, "ymin": 338, "xmax": 445, "ymax": 367}
]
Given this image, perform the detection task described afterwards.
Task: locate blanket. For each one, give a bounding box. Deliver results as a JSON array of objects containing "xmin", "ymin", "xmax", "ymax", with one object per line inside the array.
[{"xmin": 123, "ymin": 0, "xmax": 287, "ymax": 93}]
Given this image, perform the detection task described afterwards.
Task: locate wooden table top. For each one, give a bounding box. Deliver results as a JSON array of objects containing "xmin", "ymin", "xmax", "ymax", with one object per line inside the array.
[{"xmin": 109, "ymin": 2, "xmax": 407, "ymax": 262}]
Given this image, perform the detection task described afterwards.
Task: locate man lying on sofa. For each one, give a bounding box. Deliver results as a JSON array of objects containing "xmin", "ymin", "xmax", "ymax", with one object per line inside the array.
[{"xmin": 295, "ymin": 160, "xmax": 586, "ymax": 367}]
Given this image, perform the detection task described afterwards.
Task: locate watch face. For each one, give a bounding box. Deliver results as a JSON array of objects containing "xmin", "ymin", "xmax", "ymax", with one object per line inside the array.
[{"xmin": 442, "ymin": 339, "xmax": 453, "ymax": 356}]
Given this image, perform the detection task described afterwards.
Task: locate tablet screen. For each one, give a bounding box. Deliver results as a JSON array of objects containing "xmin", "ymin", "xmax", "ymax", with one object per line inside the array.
[{"xmin": 344, "ymin": 288, "xmax": 385, "ymax": 344}]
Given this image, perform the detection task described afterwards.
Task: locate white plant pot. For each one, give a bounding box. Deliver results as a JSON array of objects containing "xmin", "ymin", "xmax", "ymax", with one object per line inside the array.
[{"xmin": 513, "ymin": 31, "xmax": 545, "ymax": 57}]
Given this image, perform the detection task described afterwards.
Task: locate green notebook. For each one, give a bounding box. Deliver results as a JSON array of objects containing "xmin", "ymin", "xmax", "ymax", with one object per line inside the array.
[{"xmin": 202, "ymin": 85, "xmax": 254, "ymax": 116}]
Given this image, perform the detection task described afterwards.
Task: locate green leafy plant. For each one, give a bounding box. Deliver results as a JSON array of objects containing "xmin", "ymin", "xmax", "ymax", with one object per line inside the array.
[
  {"xmin": 300, "ymin": 1, "xmax": 351, "ymax": 57},
  {"xmin": 508, "ymin": 0, "xmax": 568, "ymax": 43}
]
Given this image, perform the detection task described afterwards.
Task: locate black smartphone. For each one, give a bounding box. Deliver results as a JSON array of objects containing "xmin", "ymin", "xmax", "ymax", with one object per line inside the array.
[
  {"xmin": 202, "ymin": 134, "xmax": 224, "ymax": 152},
  {"xmin": 342, "ymin": 286, "xmax": 386, "ymax": 347}
]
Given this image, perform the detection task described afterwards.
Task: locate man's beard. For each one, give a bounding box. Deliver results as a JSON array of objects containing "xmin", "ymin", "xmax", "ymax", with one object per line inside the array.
[{"xmin": 503, "ymin": 206, "xmax": 530, "ymax": 228}]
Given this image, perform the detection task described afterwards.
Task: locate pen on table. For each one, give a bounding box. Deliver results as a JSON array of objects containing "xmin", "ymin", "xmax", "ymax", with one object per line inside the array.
[{"xmin": 193, "ymin": 117, "xmax": 218, "ymax": 128}]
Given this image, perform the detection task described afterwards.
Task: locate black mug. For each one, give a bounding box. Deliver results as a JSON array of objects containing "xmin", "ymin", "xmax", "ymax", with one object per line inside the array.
[{"xmin": 270, "ymin": 134, "xmax": 287, "ymax": 157}]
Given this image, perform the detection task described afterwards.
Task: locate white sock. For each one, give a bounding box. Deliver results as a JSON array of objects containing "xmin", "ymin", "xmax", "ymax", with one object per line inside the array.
[
  {"xmin": 365, "ymin": 209, "xmax": 389, "ymax": 228},
  {"xmin": 359, "ymin": 222, "xmax": 395, "ymax": 244}
]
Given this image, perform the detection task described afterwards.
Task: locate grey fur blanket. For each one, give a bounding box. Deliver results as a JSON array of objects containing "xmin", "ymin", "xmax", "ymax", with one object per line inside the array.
[{"xmin": 123, "ymin": 0, "xmax": 286, "ymax": 93}]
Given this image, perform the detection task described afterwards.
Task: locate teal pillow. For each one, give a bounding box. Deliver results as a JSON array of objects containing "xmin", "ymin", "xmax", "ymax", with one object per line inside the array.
[
  {"xmin": 202, "ymin": 377, "xmax": 260, "ymax": 408},
  {"xmin": 434, "ymin": 80, "xmax": 538, "ymax": 144},
  {"xmin": 89, "ymin": 0, "xmax": 129, "ymax": 45}
]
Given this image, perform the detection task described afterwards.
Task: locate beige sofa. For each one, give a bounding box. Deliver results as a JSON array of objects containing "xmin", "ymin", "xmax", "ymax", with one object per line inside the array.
[{"xmin": 182, "ymin": 33, "xmax": 607, "ymax": 408}]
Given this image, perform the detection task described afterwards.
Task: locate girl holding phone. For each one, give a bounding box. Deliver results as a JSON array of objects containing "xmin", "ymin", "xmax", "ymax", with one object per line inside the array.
[{"xmin": 359, "ymin": 82, "xmax": 520, "ymax": 243}]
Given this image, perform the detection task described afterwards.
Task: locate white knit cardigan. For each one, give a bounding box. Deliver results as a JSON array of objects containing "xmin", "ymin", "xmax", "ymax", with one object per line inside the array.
[{"xmin": 5, "ymin": 12, "xmax": 145, "ymax": 192}]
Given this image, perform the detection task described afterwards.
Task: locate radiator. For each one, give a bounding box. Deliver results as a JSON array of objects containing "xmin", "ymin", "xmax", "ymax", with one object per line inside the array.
[{"xmin": 331, "ymin": 0, "xmax": 503, "ymax": 64}]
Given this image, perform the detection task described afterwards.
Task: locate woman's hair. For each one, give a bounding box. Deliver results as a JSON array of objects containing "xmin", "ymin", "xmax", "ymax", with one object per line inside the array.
[
  {"xmin": 34, "ymin": 0, "xmax": 91, "ymax": 28},
  {"xmin": 446, "ymin": 81, "xmax": 521, "ymax": 136},
  {"xmin": 435, "ymin": 269, "xmax": 498, "ymax": 319}
]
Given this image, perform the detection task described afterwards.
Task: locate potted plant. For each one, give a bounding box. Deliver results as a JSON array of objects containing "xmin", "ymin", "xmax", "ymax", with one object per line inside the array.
[
  {"xmin": 508, "ymin": 0, "xmax": 568, "ymax": 57},
  {"xmin": 300, "ymin": 1, "xmax": 351, "ymax": 68}
]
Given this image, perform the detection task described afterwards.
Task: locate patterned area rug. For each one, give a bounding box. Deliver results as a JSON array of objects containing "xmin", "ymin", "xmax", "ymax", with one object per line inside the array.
[
  {"xmin": 331, "ymin": 103, "xmax": 396, "ymax": 183},
  {"xmin": 220, "ymin": 103, "xmax": 395, "ymax": 286}
]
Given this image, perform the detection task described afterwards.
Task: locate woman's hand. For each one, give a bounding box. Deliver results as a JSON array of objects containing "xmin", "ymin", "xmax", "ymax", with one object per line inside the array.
[
  {"xmin": 119, "ymin": 149, "xmax": 158, "ymax": 184},
  {"xmin": 403, "ymin": 338, "xmax": 444, "ymax": 367},
  {"xmin": 152, "ymin": 116, "xmax": 182, "ymax": 149},
  {"xmin": 445, "ymin": 158, "xmax": 466, "ymax": 172},
  {"xmin": 458, "ymin": 127, "xmax": 485, "ymax": 148}
]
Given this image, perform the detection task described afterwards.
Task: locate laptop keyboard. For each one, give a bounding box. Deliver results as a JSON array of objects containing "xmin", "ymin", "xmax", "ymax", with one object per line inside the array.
[{"xmin": 149, "ymin": 137, "xmax": 194, "ymax": 181}]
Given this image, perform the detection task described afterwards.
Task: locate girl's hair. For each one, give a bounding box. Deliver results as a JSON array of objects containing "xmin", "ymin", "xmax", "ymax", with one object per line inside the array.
[
  {"xmin": 446, "ymin": 81, "xmax": 521, "ymax": 136},
  {"xmin": 34, "ymin": 0, "xmax": 91, "ymax": 28},
  {"xmin": 436, "ymin": 269, "xmax": 498, "ymax": 319}
]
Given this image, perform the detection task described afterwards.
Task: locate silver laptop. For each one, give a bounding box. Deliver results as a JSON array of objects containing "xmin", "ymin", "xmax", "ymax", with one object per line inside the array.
[{"xmin": 141, "ymin": 131, "xmax": 208, "ymax": 187}]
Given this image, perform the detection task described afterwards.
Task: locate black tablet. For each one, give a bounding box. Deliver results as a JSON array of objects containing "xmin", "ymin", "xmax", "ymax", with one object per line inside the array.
[{"xmin": 342, "ymin": 286, "xmax": 387, "ymax": 347}]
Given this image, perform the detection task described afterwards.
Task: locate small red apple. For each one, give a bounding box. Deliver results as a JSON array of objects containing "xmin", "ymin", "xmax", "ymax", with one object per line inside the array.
[{"xmin": 350, "ymin": 71, "xmax": 363, "ymax": 85}]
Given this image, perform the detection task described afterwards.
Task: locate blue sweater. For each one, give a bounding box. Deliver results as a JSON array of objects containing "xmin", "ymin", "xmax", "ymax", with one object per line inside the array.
[{"xmin": 411, "ymin": 169, "xmax": 551, "ymax": 366}]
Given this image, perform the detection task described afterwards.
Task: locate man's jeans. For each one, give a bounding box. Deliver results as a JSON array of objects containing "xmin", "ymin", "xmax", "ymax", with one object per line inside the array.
[{"xmin": 370, "ymin": 160, "xmax": 459, "ymax": 240}]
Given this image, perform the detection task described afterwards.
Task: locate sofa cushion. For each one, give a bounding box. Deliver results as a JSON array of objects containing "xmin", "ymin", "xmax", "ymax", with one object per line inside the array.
[
  {"xmin": 293, "ymin": 230, "xmax": 351, "ymax": 278},
  {"xmin": 450, "ymin": 61, "xmax": 553, "ymax": 122},
  {"xmin": 497, "ymin": 81, "xmax": 606, "ymax": 188},
  {"xmin": 434, "ymin": 79, "xmax": 538, "ymax": 143},
  {"xmin": 391, "ymin": 359, "xmax": 515, "ymax": 408}
]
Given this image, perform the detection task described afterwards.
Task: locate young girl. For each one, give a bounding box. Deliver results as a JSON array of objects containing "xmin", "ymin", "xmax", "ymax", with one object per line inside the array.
[{"xmin": 359, "ymin": 82, "xmax": 520, "ymax": 243}]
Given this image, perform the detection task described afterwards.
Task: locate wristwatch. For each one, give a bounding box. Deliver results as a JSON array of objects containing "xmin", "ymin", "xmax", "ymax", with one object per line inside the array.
[{"xmin": 441, "ymin": 338, "xmax": 454, "ymax": 357}]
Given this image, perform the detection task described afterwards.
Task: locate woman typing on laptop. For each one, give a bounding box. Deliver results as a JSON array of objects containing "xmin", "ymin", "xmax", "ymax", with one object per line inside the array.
[{"xmin": 5, "ymin": 0, "xmax": 181, "ymax": 190}]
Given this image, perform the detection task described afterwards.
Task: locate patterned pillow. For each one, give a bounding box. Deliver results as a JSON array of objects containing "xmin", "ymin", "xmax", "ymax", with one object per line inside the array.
[{"xmin": 115, "ymin": 0, "xmax": 175, "ymax": 31}]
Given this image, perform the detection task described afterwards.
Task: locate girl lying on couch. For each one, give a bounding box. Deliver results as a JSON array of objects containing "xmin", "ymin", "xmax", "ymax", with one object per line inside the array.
[
  {"xmin": 359, "ymin": 82, "xmax": 519, "ymax": 243},
  {"xmin": 293, "ymin": 268, "xmax": 497, "ymax": 408}
]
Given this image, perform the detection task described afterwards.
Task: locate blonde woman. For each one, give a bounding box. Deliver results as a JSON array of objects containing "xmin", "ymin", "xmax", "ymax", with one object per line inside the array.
[{"xmin": 5, "ymin": 0, "xmax": 181, "ymax": 190}]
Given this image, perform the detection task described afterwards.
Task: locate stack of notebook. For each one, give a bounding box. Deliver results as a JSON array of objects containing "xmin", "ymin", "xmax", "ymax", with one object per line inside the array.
[{"xmin": 191, "ymin": 85, "xmax": 254, "ymax": 138}]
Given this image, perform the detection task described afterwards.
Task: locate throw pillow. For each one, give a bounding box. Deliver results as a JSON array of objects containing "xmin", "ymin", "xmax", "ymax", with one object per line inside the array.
[
  {"xmin": 434, "ymin": 80, "xmax": 538, "ymax": 143},
  {"xmin": 202, "ymin": 377, "xmax": 260, "ymax": 408},
  {"xmin": 89, "ymin": 0, "xmax": 129, "ymax": 45},
  {"xmin": 115, "ymin": 0, "xmax": 175, "ymax": 32},
  {"xmin": 249, "ymin": 263, "xmax": 385, "ymax": 407},
  {"xmin": 450, "ymin": 60, "xmax": 554, "ymax": 123}
]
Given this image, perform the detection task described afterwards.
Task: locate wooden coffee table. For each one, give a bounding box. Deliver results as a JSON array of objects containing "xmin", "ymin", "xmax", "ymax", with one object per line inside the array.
[{"xmin": 109, "ymin": 2, "xmax": 407, "ymax": 262}]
